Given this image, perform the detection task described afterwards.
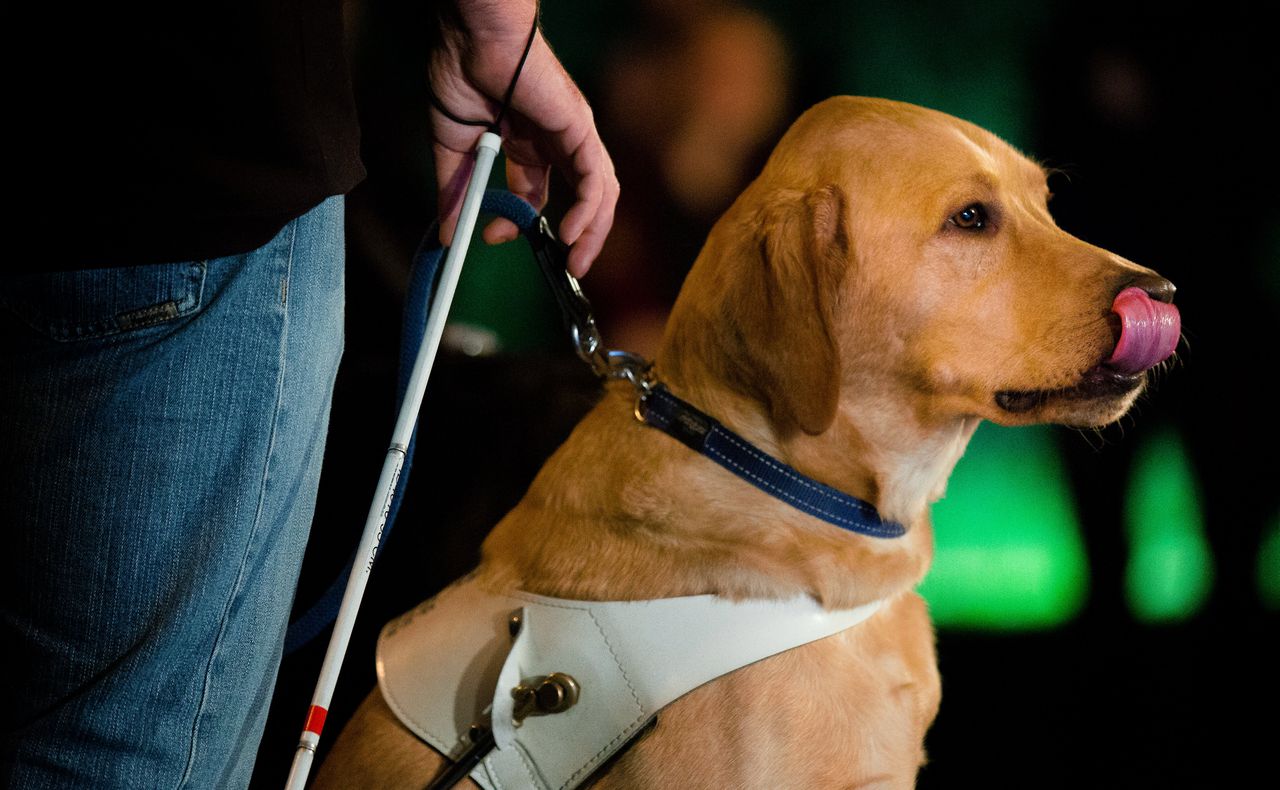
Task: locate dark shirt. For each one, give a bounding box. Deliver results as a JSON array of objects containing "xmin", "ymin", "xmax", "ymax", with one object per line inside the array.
[{"xmin": 19, "ymin": 1, "xmax": 365, "ymax": 271}]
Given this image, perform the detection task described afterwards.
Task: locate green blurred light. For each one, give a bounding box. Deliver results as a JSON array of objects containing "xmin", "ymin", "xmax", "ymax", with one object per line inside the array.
[
  {"xmin": 1259, "ymin": 513, "xmax": 1280, "ymax": 610},
  {"xmin": 921, "ymin": 424, "xmax": 1088, "ymax": 630},
  {"xmin": 1123, "ymin": 427, "xmax": 1213, "ymax": 623},
  {"xmin": 449, "ymin": 239, "xmax": 559, "ymax": 352},
  {"xmin": 446, "ymin": 162, "xmax": 560, "ymax": 352}
]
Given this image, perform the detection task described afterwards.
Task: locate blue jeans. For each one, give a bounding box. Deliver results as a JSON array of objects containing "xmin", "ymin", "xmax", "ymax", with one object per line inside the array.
[{"xmin": 1, "ymin": 197, "xmax": 345, "ymax": 788}]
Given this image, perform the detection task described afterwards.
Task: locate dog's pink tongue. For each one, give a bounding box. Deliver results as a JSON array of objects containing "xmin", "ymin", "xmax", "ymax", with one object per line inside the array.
[{"xmin": 1107, "ymin": 287, "xmax": 1180, "ymax": 374}]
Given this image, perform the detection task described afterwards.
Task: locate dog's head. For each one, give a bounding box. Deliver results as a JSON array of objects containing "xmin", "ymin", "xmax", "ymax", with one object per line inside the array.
[{"xmin": 660, "ymin": 96, "xmax": 1179, "ymax": 436}]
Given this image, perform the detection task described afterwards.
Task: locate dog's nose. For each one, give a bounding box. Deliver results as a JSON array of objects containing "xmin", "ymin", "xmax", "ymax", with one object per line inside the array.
[{"xmin": 1123, "ymin": 274, "xmax": 1176, "ymax": 304}]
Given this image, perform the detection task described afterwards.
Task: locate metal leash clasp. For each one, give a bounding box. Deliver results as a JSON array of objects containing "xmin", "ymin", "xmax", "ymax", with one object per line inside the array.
[
  {"xmin": 529, "ymin": 214, "xmax": 657, "ymax": 412},
  {"xmin": 531, "ymin": 215, "xmax": 598, "ymax": 346}
]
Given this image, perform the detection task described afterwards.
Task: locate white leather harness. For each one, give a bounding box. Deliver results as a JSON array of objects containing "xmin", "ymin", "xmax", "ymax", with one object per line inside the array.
[{"xmin": 377, "ymin": 575, "xmax": 883, "ymax": 790}]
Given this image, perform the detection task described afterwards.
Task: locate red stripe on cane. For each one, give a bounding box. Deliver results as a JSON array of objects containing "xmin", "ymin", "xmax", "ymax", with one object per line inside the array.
[{"xmin": 304, "ymin": 705, "xmax": 328, "ymax": 736}]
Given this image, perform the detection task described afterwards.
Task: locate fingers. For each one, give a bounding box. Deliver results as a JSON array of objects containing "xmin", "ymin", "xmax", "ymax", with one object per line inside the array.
[
  {"xmin": 482, "ymin": 217, "xmax": 519, "ymax": 245},
  {"xmin": 566, "ymin": 202, "xmax": 617, "ymax": 277},
  {"xmin": 495, "ymin": 136, "xmax": 618, "ymax": 278},
  {"xmin": 429, "ymin": 24, "xmax": 620, "ymax": 273},
  {"xmin": 436, "ymin": 143, "xmax": 617, "ymax": 273},
  {"xmin": 433, "ymin": 143, "xmax": 473, "ymax": 246},
  {"xmin": 437, "ymin": 138, "xmax": 532, "ymax": 248},
  {"xmin": 505, "ymin": 154, "xmax": 551, "ymax": 210},
  {"xmin": 483, "ymin": 156, "xmax": 547, "ymax": 244},
  {"xmin": 498, "ymin": 38, "xmax": 618, "ymax": 276},
  {"xmin": 555, "ymin": 133, "xmax": 619, "ymax": 277},
  {"xmin": 437, "ymin": 139, "xmax": 554, "ymax": 248}
]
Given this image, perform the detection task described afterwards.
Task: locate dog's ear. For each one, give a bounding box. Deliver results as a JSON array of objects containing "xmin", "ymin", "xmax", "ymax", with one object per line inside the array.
[{"xmin": 729, "ymin": 184, "xmax": 850, "ymax": 436}]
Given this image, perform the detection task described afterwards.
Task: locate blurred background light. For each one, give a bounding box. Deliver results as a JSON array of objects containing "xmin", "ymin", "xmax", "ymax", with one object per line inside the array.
[
  {"xmin": 1260, "ymin": 514, "xmax": 1280, "ymax": 610},
  {"xmin": 1123, "ymin": 426, "xmax": 1213, "ymax": 622},
  {"xmin": 920, "ymin": 424, "xmax": 1088, "ymax": 629}
]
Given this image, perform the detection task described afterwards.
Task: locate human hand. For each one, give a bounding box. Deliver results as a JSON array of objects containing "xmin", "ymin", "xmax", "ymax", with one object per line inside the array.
[{"xmin": 430, "ymin": 0, "xmax": 618, "ymax": 277}]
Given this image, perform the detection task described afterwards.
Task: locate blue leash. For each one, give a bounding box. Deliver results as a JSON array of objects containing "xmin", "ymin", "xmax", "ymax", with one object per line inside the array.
[{"xmin": 284, "ymin": 191, "xmax": 541, "ymax": 655}]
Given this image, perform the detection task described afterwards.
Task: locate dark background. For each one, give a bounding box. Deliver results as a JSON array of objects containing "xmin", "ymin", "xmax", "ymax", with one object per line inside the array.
[{"xmin": 253, "ymin": 2, "xmax": 1278, "ymax": 787}]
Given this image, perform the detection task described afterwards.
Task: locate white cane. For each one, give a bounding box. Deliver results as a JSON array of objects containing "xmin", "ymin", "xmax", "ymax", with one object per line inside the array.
[{"xmin": 283, "ymin": 130, "xmax": 503, "ymax": 790}]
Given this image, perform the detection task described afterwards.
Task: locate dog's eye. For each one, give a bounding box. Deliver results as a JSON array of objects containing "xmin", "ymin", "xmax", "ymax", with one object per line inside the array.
[{"xmin": 949, "ymin": 204, "xmax": 988, "ymax": 230}]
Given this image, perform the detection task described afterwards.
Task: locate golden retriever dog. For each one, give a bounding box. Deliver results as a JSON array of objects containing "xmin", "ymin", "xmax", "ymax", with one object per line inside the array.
[{"xmin": 314, "ymin": 96, "xmax": 1179, "ymax": 788}]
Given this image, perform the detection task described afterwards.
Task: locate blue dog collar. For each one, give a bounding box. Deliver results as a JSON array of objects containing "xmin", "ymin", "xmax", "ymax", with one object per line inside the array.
[{"xmin": 638, "ymin": 384, "xmax": 906, "ymax": 539}]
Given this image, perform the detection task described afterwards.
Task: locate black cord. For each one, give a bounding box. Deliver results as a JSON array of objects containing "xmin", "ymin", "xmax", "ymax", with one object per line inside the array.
[
  {"xmin": 429, "ymin": 4, "xmax": 540, "ymax": 134},
  {"xmin": 423, "ymin": 725, "xmax": 496, "ymax": 790}
]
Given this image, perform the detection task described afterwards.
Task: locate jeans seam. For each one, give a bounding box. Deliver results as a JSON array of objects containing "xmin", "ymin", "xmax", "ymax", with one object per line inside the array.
[{"xmin": 179, "ymin": 224, "xmax": 298, "ymax": 789}]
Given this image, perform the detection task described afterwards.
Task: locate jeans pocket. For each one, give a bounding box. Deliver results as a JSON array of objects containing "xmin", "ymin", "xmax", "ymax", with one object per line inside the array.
[{"xmin": 0, "ymin": 260, "xmax": 207, "ymax": 342}]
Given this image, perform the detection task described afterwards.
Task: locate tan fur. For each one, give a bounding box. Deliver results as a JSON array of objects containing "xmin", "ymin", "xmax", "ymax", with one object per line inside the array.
[{"xmin": 316, "ymin": 97, "xmax": 1169, "ymax": 788}]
